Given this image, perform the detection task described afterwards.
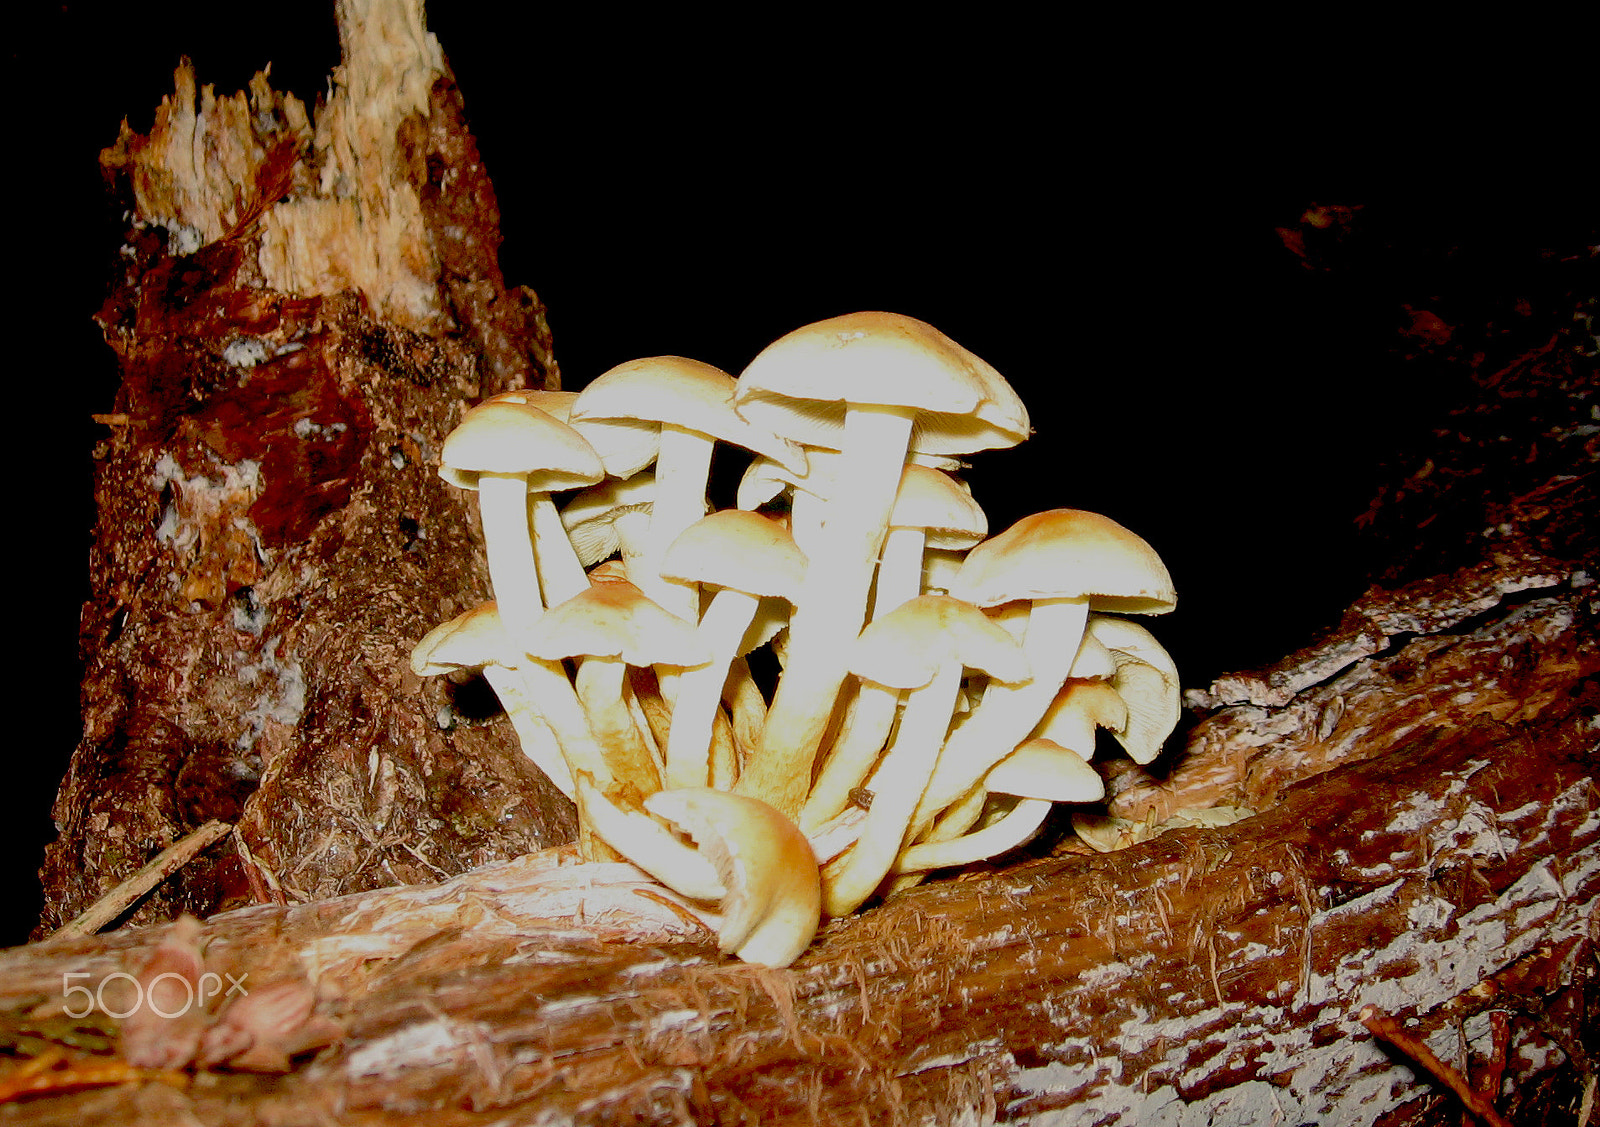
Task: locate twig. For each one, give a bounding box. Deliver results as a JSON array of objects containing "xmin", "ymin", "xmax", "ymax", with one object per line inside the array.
[
  {"xmin": 52, "ymin": 821, "xmax": 233, "ymax": 939},
  {"xmin": 1358, "ymin": 1004, "xmax": 1514, "ymax": 1127}
]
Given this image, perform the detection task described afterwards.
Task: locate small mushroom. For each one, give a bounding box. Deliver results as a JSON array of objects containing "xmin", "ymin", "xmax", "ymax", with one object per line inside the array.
[
  {"xmin": 523, "ymin": 581, "xmax": 713, "ymax": 797},
  {"xmin": 896, "ymin": 736, "xmax": 1105, "ymax": 873},
  {"xmin": 410, "ymin": 602, "xmax": 574, "ymax": 799},
  {"xmin": 438, "ymin": 398, "xmax": 603, "ymax": 636},
  {"xmin": 657, "ymin": 509, "xmax": 807, "ymax": 789},
  {"xmin": 570, "ymin": 357, "xmax": 805, "ymax": 621}
]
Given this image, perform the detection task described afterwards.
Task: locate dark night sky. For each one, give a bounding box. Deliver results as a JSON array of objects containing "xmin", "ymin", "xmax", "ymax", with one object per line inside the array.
[{"xmin": 11, "ymin": 2, "xmax": 1591, "ymax": 943}]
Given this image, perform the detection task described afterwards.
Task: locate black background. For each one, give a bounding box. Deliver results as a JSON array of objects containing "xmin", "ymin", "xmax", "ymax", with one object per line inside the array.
[{"xmin": 9, "ymin": 2, "xmax": 1591, "ymax": 945}]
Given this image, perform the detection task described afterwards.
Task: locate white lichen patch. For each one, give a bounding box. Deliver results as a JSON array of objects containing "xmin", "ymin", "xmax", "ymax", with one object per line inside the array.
[{"xmin": 235, "ymin": 636, "xmax": 306, "ymax": 750}]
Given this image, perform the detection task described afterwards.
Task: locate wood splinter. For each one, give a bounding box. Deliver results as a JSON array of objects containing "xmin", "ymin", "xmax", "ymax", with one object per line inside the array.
[
  {"xmin": 51, "ymin": 821, "xmax": 234, "ymax": 939},
  {"xmin": 1357, "ymin": 1003, "xmax": 1515, "ymax": 1127}
]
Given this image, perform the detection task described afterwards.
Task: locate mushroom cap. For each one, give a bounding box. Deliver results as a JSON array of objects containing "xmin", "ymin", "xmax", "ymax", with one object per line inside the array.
[
  {"xmin": 439, "ymin": 399, "xmax": 604, "ymax": 491},
  {"xmin": 410, "ymin": 602, "xmax": 510, "ymax": 675},
  {"xmin": 949, "ymin": 509, "xmax": 1176, "ymax": 614},
  {"xmin": 732, "ymin": 311, "xmax": 1030, "ymax": 456},
  {"xmin": 1086, "ymin": 616, "xmax": 1182, "ymax": 765},
  {"xmin": 888, "ymin": 463, "xmax": 987, "ymax": 550},
  {"xmin": 659, "ymin": 508, "xmax": 808, "ymax": 601},
  {"xmin": 984, "ymin": 737, "xmax": 1106, "ymax": 803},
  {"xmin": 570, "ymin": 356, "xmax": 807, "ymax": 476},
  {"xmin": 523, "ymin": 582, "xmax": 712, "ymax": 668},
  {"xmin": 478, "ymin": 388, "xmax": 580, "ymax": 422},
  {"xmin": 644, "ymin": 787, "xmax": 822, "ymax": 968},
  {"xmin": 561, "ymin": 473, "xmax": 666, "ymax": 566},
  {"xmin": 1031, "ymin": 678, "xmax": 1129, "ymax": 759},
  {"xmin": 849, "ymin": 594, "xmax": 1031, "ymax": 690}
]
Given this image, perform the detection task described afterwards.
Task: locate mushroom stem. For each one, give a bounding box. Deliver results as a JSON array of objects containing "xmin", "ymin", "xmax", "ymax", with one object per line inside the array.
[
  {"xmin": 638, "ymin": 424, "xmax": 715, "ymax": 621},
  {"xmin": 799, "ymin": 679, "xmax": 899, "ymax": 835},
  {"xmin": 530, "ymin": 494, "xmax": 590, "ymax": 607},
  {"xmin": 910, "ymin": 596, "xmax": 1090, "ymax": 837},
  {"xmin": 738, "ymin": 405, "xmax": 914, "ymax": 816},
  {"xmin": 574, "ymin": 656, "xmax": 663, "ymax": 795},
  {"xmin": 475, "ymin": 472, "xmax": 542, "ymax": 639},
  {"xmin": 664, "ymin": 588, "xmax": 761, "ymax": 789},
  {"xmin": 477, "ymin": 664, "xmax": 575, "ymax": 799},
  {"xmin": 823, "ymin": 657, "xmax": 964, "ymax": 917}
]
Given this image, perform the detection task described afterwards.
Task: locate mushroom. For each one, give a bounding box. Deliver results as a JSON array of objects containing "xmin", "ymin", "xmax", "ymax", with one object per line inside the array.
[
  {"xmin": 569, "ymin": 356, "xmax": 805, "ymax": 621},
  {"xmin": 523, "ymin": 581, "xmax": 713, "ymax": 797},
  {"xmin": 578, "ymin": 781, "xmax": 822, "ymax": 968},
  {"xmin": 1086, "ymin": 615, "xmax": 1182, "ymax": 765},
  {"xmin": 409, "ymin": 602, "xmax": 574, "ymax": 800},
  {"xmin": 731, "ymin": 312, "xmax": 1029, "ymax": 817},
  {"xmin": 438, "ymin": 398, "xmax": 603, "ymax": 637},
  {"xmin": 560, "ymin": 472, "xmax": 667, "ymax": 570},
  {"xmin": 821, "ymin": 594, "xmax": 1031, "ymax": 917},
  {"xmin": 896, "ymin": 736, "xmax": 1105, "ymax": 873},
  {"xmin": 910, "ymin": 508, "xmax": 1174, "ymax": 836},
  {"xmin": 657, "ymin": 509, "xmax": 807, "ymax": 790}
]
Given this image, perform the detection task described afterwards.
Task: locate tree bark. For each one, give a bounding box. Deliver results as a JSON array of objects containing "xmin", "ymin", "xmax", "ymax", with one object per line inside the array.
[
  {"xmin": 16, "ymin": 13, "xmax": 1598, "ymax": 1126},
  {"xmin": 40, "ymin": 0, "xmax": 572, "ymax": 937}
]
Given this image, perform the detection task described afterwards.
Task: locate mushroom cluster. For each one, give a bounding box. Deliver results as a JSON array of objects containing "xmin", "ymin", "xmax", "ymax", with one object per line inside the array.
[{"xmin": 412, "ymin": 312, "xmax": 1181, "ymax": 967}]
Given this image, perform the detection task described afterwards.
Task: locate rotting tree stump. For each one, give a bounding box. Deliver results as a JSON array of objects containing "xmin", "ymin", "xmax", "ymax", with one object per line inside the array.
[{"xmin": 16, "ymin": 5, "xmax": 1599, "ymax": 1123}]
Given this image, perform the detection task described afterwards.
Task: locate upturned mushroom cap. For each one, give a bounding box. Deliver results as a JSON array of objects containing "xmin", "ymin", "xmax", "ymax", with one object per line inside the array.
[
  {"xmin": 949, "ymin": 509, "xmax": 1175, "ymax": 614},
  {"xmin": 1086, "ymin": 616, "xmax": 1182, "ymax": 765},
  {"xmin": 644, "ymin": 788, "xmax": 822, "ymax": 968},
  {"xmin": 439, "ymin": 399, "xmax": 604, "ymax": 491},
  {"xmin": 732, "ymin": 311, "xmax": 1030, "ymax": 456},
  {"xmin": 561, "ymin": 473, "xmax": 667, "ymax": 567}
]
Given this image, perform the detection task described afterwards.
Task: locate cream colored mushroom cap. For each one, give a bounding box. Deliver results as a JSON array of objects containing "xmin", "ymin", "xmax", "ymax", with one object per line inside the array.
[
  {"xmin": 849, "ymin": 594, "xmax": 1031, "ymax": 691},
  {"xmin": 522, "ymin": 582, "xmax": 712, "ymax": 668},
  {"xmin": 439, "ymin": 399, "xmax": 603, "ymax": 491},
  {"xmin": 571, "ymin": 356, "xmax": 807, "ymax": 476},
  {"xmin": 410, "ymin": 602, "xmax": 510, "ymax": 675},
  {"xmin": 889, "ymin": 463, "xmax": 987, "ymax": 550},
  {"xmin": 659, "ymin": 509, "xmax": 808, "ymax": 601},
  {"xmin": 950, "ymin": 509, "xmax": 1176, "ymax": 614},
  {"xmin": 732, "ymin": 311, "xmax": 1030, "ymax": 456},
  {"xmin": 985, "ymin": 737, "xmax": 1106, "ymax": 803}
]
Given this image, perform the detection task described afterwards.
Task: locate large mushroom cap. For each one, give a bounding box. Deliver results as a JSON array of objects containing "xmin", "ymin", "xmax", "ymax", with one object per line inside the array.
[
  {"xmin": 732, "ymin": 311, "xmax": 1030, "ymax": 456},
  {"xmin": 439, "ymin": 399, "xmax": 604, "ymax": 491},
  {"xmin": 950, "ymin": 508, "xmax": 1176, "ymax": 614}
]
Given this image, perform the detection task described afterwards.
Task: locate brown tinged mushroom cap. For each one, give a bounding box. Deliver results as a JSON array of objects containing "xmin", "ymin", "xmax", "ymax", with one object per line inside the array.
[
  {"xmin": 523, "ymin": 582, "xmax": 713, "ymax": 671},
  {"xmin": 644, "ymin": 788, "xmax": 822, "ymax": 968},
  {"xmin": 950, "ymin": 508, "xmax": 1176, "ymax": 615},
  {"xmin": 439, "ymin": 399, "xmax": 604, "ymax": 493},
  {"xmin": 1031, "ymin": 678, "xmax": 1129, "ymax": 760}
]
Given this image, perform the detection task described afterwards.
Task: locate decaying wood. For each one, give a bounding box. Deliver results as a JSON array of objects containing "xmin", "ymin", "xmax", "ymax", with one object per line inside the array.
[
  {"xmin": 42, "ymin": 0, "xmax": 571, "ymax": 936},
  {"xmin": 27, "ymin": 5, "xmax": 1599, "ymax": 1122}
]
